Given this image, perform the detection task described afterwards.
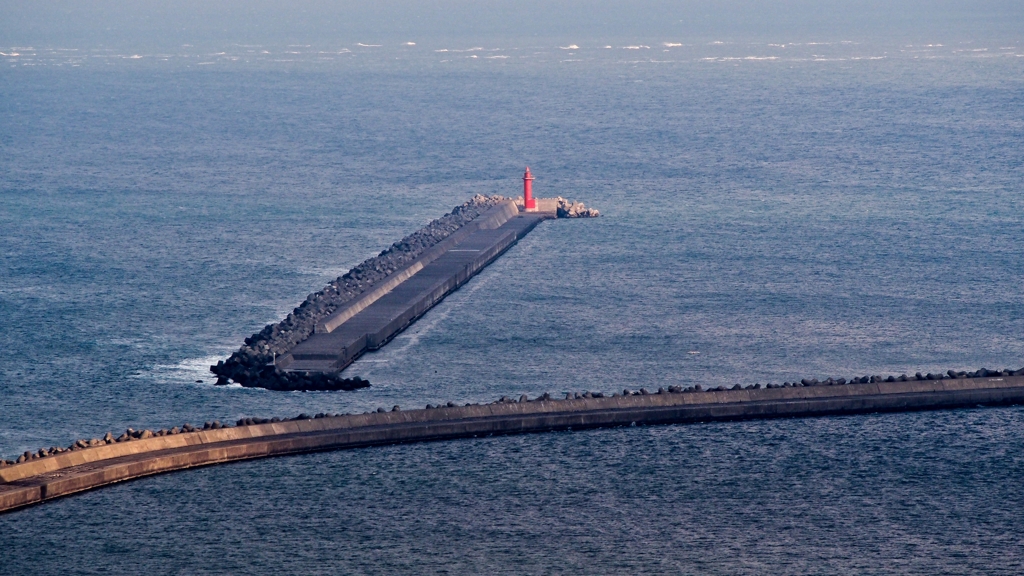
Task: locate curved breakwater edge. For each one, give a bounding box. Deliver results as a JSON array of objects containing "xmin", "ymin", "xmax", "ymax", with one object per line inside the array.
[{"xmin": 2, "ymin": 373, "xmax": 1023, "ymax": 514}]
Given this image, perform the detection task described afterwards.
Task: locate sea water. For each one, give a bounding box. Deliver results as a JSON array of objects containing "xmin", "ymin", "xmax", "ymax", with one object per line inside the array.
[{"xmin": 1, "ymin": 40, "xmax": 1023, "ymax": 574}]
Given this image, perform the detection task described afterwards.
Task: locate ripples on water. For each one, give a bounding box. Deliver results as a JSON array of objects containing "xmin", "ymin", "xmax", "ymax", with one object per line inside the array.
[
  {"xmin": 6, "ymin": 409, "xmax": 1024, "ymax": 574},
  {"xmin": 1, "ymin": 40, "xmax": 1022, "ymax": 573}
]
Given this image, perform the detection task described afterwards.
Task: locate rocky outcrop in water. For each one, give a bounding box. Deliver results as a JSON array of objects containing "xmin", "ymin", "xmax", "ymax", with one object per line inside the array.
[
  {"xmin": 247, "ymin": 368, "xmax": 370, "ymax": 392},
  {"xmin": 209, "ymin": 195, "xmax": 507, "ymax": 390},
  {"xmin": 556, "ymin": 197, "xmax": 600, "ymax": 218}
]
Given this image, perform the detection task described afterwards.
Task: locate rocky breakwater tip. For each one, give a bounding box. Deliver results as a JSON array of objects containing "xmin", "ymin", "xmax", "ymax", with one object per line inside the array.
[
  {"xmin": 1, "ymin": 423, "xmax": 208, "ymax": 467},
  {"xmin": 209, "ymin": 195, "xmax": 508, "ymax": 392},
  {"xmin": 556, "ymin": 197, "xmax": 600, "ymax": 218},
  {"xmin": 512, "ymin": 196, "xmax": 600, "ymax": 217}
]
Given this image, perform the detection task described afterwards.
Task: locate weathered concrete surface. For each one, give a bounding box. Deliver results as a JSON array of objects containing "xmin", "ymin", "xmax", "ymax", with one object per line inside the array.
[
  {"xmin": 513, "ymin": 197, "xmax": 598, "ymax": 218},
  {"xmin": 3, "ymin": 376, "xmax": 1023, "ymax": 514},
  {"xmin": 312, "ymin": 200, "xmax": 522, "ymax": 335},
  {"xmin": 281, "ymin": 201, "xmax": 548, "ymax": 372}
]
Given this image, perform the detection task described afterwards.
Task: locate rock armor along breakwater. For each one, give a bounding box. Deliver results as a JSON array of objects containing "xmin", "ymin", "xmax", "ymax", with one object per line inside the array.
[
  {"xmin": 211, "ymin": 195, "xmax": 509, "ymax": 391},
  {"xmin": 2, "ymin": 368, "xmax": 1022, "ymax": 514},
  {"xmin": 555, "ymin": 197, "xmax": 599, "ymax": 218}
]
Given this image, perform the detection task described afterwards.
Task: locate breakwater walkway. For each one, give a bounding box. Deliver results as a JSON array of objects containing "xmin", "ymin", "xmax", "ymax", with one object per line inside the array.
[
  {"xmin": 279, "ymin": 199, "xmax": 545, "ymax": 373},
  {"xmin": 3, "ymin": 375, "xmax": 1023, "ymax": 514}
]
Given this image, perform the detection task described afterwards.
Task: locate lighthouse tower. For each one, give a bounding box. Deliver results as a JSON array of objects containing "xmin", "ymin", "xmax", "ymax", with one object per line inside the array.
[{"xmin": 523, "ymin": 167, "xmax": 536, "ymax": 211}]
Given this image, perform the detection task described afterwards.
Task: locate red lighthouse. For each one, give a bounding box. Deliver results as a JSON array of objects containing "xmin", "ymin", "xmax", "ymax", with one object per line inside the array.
[{"xmin": 523, "ymin": 167, "xmax": 536, "ymax": 211}]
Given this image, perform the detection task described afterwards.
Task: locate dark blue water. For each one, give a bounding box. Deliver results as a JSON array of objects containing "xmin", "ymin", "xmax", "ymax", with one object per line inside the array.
[{"xmin": 2, "ymin": 41, "xmax": 1023, "ymax": 573}]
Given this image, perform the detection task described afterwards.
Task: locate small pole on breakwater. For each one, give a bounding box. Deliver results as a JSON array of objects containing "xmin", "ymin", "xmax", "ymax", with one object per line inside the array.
[{"xmin": 523, "ymin": 167, "xmax": 536, "ymax": 211}]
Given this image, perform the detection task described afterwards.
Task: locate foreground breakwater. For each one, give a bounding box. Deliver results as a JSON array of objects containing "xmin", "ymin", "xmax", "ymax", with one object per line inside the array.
[
  {"xmin": 554, "ymin": 197, "xmax": 600, "ymax": 218},
  {"xmin": 3, "ymin": 371, "xmax": 1022, "ymax": 514}
]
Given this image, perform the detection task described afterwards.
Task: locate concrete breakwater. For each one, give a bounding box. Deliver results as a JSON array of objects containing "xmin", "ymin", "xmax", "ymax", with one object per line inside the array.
[
  {"xmin": 555, "ymin": 197, "xmax": 600, "ymax": 218},
  {"xmin": 210, "ymin": 194, "xmax": 591, "ymax": 391},
  {"xmin": 211, "ymin": 195, "xmax": 510, "ymax": 390},
  {"xmin": 278, "ymin": 200, "xmax": 543, "ymax": 374},
  {"xmin": 3, "ymin": 371, "xmax": 1022, "ymax": 514}
]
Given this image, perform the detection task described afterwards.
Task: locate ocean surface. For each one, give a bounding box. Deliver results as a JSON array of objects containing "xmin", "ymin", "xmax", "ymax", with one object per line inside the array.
[{"xmin": 1, "ymin": 40, "xmax": 1023, "ymax": 574}]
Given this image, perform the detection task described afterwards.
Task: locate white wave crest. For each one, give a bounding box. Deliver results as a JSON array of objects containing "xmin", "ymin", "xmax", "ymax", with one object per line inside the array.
[{"xmin": 136, "ymin": 354, "xmax": 227, "ymax": 387}]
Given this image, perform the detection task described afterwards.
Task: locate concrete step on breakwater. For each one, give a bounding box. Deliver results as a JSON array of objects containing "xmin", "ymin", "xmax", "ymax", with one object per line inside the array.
[
  {"xmin": 279, "ymin": 200, "xmax": 549, "ymax": 373},
  {"xmin": 3, "ymin": 375, "xmax": 1023, "ymax": 514}
]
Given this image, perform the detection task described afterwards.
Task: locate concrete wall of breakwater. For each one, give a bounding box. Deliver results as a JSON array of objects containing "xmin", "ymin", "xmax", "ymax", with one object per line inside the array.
[
  {"xmin": 3, "ymin": 376, "xmax": 1023, "ymax": 514},
  {"xmin": 280, "ymin": 200, "xmax": 547, "ymax": 374},
  {"xmin": 312, "ymin": 200, "xmax": 522, "ymax": 335}
]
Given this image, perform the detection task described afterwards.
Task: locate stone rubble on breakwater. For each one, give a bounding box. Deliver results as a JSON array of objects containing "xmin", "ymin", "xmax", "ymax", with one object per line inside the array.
[
  {"xmin": 0, "ymin": 414, "xmax": 355, "ymax": 467},
  {"xmin": 556, "ymin": 197, "xmax": 600, "ymax": 218},
  {"xmin": 233, "ymin": 371, "xmax": 369, "ymax": 393},
  {"xmin": 5, "ymin": 366, "xmax": 1021, "ymax": 468},
  {"xmin": 209, "ymin": 195, "xmax": 507, "ymax": 391}
]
